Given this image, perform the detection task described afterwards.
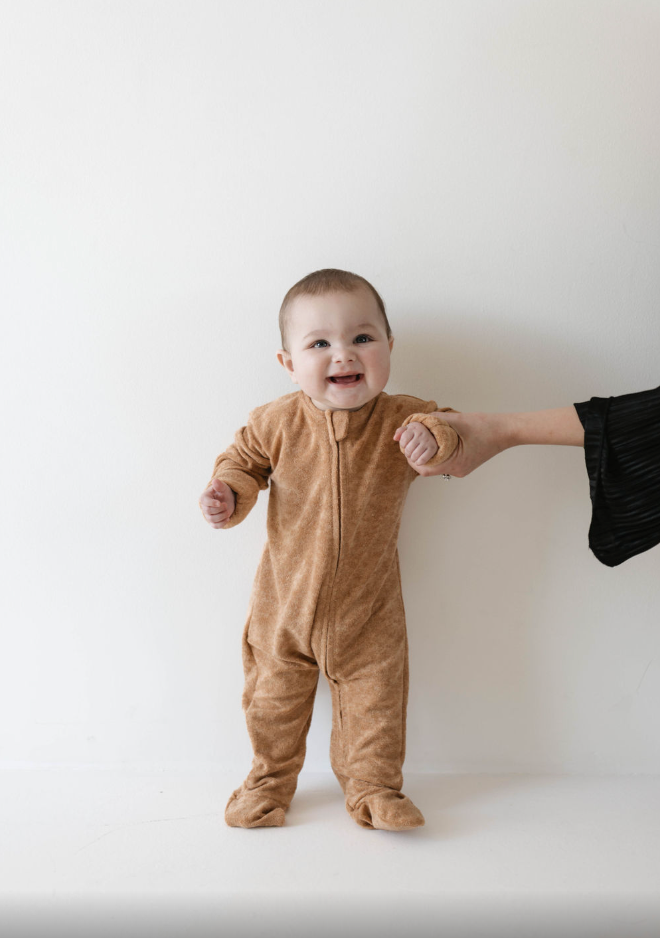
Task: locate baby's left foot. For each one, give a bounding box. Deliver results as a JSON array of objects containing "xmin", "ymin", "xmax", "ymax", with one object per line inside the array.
[{"xmin": 350, "ymin": 789, "xmax": 425, "ymax": 831}]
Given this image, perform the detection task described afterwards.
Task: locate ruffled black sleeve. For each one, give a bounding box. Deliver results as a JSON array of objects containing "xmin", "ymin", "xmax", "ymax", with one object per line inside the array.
[{"xmin": 574, "ymin": 386, "xmax": 660, "ymax": 566}]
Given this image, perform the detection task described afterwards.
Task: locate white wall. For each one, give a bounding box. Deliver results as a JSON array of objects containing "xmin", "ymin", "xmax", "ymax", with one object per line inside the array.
[{"xmin": 1, "ymin": 0, "xmax": 659, "ymax": 774}]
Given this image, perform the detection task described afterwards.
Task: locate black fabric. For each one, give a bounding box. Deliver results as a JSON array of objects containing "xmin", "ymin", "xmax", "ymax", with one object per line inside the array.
[{"xmin": 574, "ymin": 385, "xmax": 660, "ymax": 567}]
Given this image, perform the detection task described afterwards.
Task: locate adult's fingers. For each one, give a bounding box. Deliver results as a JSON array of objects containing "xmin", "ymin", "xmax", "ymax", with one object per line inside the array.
[{"xmin": 418, "ymin": 411, "xmax": 504, "ymax": 478}]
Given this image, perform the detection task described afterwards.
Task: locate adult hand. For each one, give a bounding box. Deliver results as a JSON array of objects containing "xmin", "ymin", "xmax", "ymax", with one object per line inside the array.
[
  {"xmin": 414, "ymin": 406, "xmax": 585, "ymax": 478},
  {"xmin": 411, "ymin": 411, "xmax": 511, "ymax": 478}
]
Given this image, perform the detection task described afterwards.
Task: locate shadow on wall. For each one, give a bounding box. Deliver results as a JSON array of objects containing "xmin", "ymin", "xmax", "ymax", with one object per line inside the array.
[{"xmin": 390, "ymin": 311, "xmax": 626, "ymax": 773}]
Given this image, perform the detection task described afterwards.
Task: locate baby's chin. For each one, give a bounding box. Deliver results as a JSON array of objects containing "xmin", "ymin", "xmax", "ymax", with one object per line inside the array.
[{"xmin": 306, "ymin": 380, "xmax": 387, "ymax": 412}]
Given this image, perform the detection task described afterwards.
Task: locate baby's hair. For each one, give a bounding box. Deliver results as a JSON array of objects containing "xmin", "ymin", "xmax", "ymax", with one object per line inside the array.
[{"xmin": 278, "ymin": 268, "xmax": 392, "ymax": 353}]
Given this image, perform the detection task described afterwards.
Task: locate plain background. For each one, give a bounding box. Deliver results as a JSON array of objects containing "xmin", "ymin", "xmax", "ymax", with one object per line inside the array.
[{"xmin": 1, "ymin": 0, "xmax": 659, "ymax": 777}]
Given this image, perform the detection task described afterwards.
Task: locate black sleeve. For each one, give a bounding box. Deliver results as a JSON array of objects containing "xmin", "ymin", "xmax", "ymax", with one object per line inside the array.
[{"xmin": 573, "ymin": 385, "xmax": 660, "ymax": 567}]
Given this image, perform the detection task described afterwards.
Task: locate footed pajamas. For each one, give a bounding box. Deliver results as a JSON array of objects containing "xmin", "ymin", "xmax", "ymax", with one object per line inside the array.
[{"xmin": 207, "ymin": 389, "xmax": 457, "ymax": 830}]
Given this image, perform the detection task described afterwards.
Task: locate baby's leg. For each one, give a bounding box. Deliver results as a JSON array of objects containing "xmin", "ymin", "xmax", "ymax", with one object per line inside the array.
[
  {"xmin": 225, "ymin": 636, "xmax": 320, "ymax": 828},
  {"xmin": 327, "ymin": 601, "xmax": 424, "ymax": 831}
]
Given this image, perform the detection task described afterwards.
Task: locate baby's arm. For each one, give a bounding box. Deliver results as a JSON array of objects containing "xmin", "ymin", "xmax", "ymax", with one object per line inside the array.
[{"xmin": 200, "ymin": 411, "xmax": 271, "ymax": 529}]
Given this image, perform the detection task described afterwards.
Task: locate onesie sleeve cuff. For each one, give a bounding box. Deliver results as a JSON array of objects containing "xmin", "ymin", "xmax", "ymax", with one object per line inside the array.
[{"xmin": 400, "ymin": 409, "xmax": 459, "ymax": 467}]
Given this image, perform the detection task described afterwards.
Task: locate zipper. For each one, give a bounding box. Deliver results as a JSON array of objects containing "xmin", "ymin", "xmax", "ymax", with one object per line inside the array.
[
  {"xmin": 324, "ymin": 438, "xmax": 342, "ymax": 676},
  {"xmin": 334, "ymin": 442, "xmax": 342, "ymax": 575}
]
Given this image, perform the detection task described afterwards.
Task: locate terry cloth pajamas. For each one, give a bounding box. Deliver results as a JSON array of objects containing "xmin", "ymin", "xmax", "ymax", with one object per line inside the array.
[{"xmin": 207, "ymin": 389, "xmax": 457, "ymax": 830}]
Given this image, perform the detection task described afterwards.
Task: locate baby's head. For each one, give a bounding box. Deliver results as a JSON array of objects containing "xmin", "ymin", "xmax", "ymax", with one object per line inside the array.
[{"xmin": 276, "ymin": 268, "xmax": 394, "ymax": 412}]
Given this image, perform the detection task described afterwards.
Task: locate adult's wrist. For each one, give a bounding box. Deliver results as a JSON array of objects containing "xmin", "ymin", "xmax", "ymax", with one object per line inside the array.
[{"xmin": 496, "ymin": 411, "xmax": 523, "ymax": 451}]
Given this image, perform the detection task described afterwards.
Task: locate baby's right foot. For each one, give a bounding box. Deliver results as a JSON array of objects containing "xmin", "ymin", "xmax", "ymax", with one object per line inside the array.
[{"xmin": 224, "ymin": 784, "xmax": 287, "ymax": 828}]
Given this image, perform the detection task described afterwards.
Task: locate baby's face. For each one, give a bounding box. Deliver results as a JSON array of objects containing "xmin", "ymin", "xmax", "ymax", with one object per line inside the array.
[{"xmin": 277, "ymin": 288, "xmax": 394, "ymax": 411}]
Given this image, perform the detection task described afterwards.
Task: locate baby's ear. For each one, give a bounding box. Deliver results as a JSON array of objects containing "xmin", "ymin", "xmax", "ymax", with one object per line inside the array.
[{"xmin": 276, "ymin": 350, "xmax": 298, "ymax": 382}]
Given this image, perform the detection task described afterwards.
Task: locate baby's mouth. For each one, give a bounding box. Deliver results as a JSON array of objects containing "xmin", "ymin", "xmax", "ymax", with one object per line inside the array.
[{"xmin": 328, "ymin": 373, "xmax": 363, "ymax": 385}]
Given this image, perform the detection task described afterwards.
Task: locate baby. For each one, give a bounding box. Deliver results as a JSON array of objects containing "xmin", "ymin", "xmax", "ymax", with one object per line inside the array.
[{"xmin": 199, "ymin": 268, "xmax": 458, "ymax": 831}]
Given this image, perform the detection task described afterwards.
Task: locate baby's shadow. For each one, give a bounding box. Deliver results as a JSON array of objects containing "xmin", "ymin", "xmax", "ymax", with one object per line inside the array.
[
  {"xmin": 410, "ymin": 775, "xmax": 547, "ymax": 841},
  {"xmin": 287, "ymin": 775, "xmax": 535, "ymax": 835},
  {"xmin": 286, "ymin": 782, "xmax": 345, "ymax": 826}
]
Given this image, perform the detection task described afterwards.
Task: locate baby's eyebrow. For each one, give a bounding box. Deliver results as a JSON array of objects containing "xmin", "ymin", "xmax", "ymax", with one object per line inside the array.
[{"xmin": 302, "ymin": 322, "xmax": 377, "ymax": 340}]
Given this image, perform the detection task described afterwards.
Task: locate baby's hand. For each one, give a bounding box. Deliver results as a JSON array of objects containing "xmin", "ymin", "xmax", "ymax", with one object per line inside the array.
[
  {"xmin": 393, "ymin": 421, "xmax": 438, "ymax": 468},
  {"xmin": 199, "ymin": 479, "xmax": 236, "ymax": 529}
]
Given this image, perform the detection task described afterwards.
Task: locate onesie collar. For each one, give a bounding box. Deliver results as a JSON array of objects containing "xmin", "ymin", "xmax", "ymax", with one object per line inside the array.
[{"xmin": 300, "ymin": 390, "xmax": 383, "ymax": 442}]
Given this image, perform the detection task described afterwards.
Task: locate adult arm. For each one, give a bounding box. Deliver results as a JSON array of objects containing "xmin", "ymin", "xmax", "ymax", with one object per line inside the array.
[
  {"xmin": 423, "ymin": 388, "xmax": 660, "ymax": 567},
  {"xmin": 413, "ymin": 406, "xmax": 584, "ymax": 479}
]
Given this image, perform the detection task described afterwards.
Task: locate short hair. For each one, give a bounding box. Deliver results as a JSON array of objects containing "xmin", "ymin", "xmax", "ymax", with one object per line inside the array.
[{"xmin": 278, "ymin": 268, "xmax": 392, "ymax": 353}]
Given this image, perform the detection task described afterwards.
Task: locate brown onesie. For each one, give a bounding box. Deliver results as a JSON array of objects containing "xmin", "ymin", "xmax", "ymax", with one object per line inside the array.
[{"xmin": 207, "ymin": 388, "xmax": 457, "ymax": 830}]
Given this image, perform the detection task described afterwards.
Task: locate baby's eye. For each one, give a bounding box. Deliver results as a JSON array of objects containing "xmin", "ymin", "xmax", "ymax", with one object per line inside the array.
[{"xmin": 310, "ymin": 334, "xmax": 373, "ymax": 349}]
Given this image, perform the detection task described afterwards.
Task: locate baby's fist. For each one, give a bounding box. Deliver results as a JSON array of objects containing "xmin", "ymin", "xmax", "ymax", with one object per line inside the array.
[
  {"xmin": 199, "ymin": 478, "xmax": 236, "ymax": 528},
  {"xmin": 393, "ymin": 421, "xmax": 438, "ymax": 467}
]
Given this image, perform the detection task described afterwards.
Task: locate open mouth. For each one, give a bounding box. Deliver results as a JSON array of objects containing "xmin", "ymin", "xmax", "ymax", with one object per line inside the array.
[{"xmin": 328, "ymin": 373, "xmax": 363, "ymax": 385}]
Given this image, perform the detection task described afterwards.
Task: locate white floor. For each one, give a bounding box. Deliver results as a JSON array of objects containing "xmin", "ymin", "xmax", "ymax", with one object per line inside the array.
[{"xmin": 2, "ymin": 769, "xmax": 660, "ymax": 938}]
